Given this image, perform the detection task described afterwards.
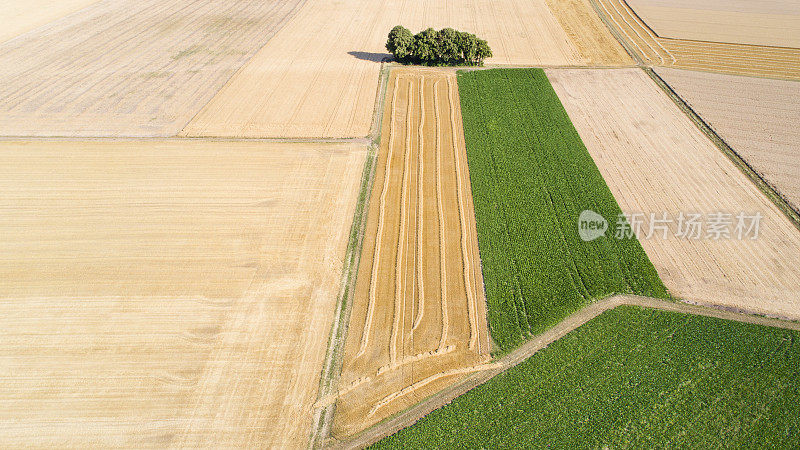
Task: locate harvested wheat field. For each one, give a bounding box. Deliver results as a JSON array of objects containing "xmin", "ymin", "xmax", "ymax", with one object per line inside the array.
[
  {"xmin": 0, "ymin": 0, "xmax": 100, "ymax": 44},
  {"xmin": 592, "ymin": 0, "xmax": 800, "ymax": 80},
  {"xmin": 547, "ymin": 68, "xmax": 800, "ymax": 320},
  {"xmin": 181, "ymin": 0, "xmax": 630, "ymax": 139},
  {"xmin": 0, "ymin": 140, "xmax": 366, "ymax": 448},
  {"xmin": 330, "ymin": 69, "xmax": 491, "ymax": 437},
  {"xmin": 626, "ymin": 0, "xmax": 800, "ymax": 48},
  {"xmin": 0, "ymin": 0, "xmax": 305, "ymax": 137},
  {"xmin": 655, "ymin": 67, "xmax": 800, "ymax": 213}
]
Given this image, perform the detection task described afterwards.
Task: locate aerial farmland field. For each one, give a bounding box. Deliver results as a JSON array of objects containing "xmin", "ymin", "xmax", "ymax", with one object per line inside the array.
[
  {"xmin": 0, "ymin": 0, "xmax": 305, "ymax": 136},
  {"xmin": 654, "ymin": 67, "xmax": 800, "ymax": 213},
  {"xmin": 456, "ymin": 68, "xmax": 666, "ymax": 350},
  {"xmin": 374, "ymin": 306, "xmax": 800, "ymax": 447},
  {"xmin": 626, "ymin": 0, "xmax": 800, "ymax": 48},
  {"xmin": 3, "ymin": 0, "xmax": 800, "ymax": 446},
  {"xmin": 547, "ymin": 68, "xmax": 800, "ymax": 320},
  {"xmin": 331, "ymin": 68, "xmax": 491, "ymax": 438},
  {"xmin": 592, "ymin": 0, "xmax": 800, "ymax": 80},
  {"xmin": 0, "ymin": 140, "xmax": 365, "ymax": 447},
  {"xmin": 181, "ymin": 0, "xmax": 632, "ymax": 139}
]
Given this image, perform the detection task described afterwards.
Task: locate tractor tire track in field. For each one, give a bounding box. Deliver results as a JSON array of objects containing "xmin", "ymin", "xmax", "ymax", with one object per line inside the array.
[
  {"xmin": 332, "ymin": 294, "xmax": 800, "ymax": 449},
  {"xmin": 332, "ymin": 68, "xmax": 490, "ymax": 438}
]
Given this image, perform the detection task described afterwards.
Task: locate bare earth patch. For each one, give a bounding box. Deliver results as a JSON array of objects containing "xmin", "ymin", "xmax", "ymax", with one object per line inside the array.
[
  {"xmin": 546, "ymin": 68, "xmax": 800, "ymax": 320},
  {"xmin": 0, "ymin": 140, "xmax": 366, "ymax": 448}
]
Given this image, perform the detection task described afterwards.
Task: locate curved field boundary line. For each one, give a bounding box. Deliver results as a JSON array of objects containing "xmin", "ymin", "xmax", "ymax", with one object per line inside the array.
[
  {"xmin": 447, "ymin": 76, "xmax": 479, "ymax": 352},
  {"xmin": 606, "ymin": 0, "xmax": 664, "ymax": 64},
  {"xmin": 614, "ymin": 0, "xmax": 674, "ymax": 63},
  {"xmin": 433, "ymin": 79, "xmax": 449, "ymax": 350},
  {"xmin": 330, "ymin": 294, "xmax": 800, "ymax": 449},
  {"xmin": 356, "ymin": 80, "xmax": 400, "ymax": 359}
]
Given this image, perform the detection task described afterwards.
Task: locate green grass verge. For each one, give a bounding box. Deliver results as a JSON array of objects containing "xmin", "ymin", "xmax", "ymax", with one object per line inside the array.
[
  {"xmin": 374, "ymin": 306, "xmax": 800, "ymax": 448},
  {"xmin": 457, "ymin": 68, "xmax": 667, "ymax": 351}
]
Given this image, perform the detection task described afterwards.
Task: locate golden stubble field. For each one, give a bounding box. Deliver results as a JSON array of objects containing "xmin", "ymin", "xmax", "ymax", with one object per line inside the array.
[
  {"xmin": 547, "ymin": 68, "xmax": 800, "ymax": 320},
  {"xmin": 0, "ymin": 0, "xmax": 305, "ymax": 137},
  {"xmin": 626, "ymin": 0, "xmax": 800, "ymax": 48},
  {"xmin": 0, "ymin": 140, "xmax": 366, "ymax": 448},
  {"xmin": 330, "ymin": 69, "xmax": 491, "ymax": 438},
  {"xmin": 180, "ymin": 0, "xmax": 631, "ymax": 139},
  {"xmin": 654, "ymin": 67, "xmax": 800, "ymax": 213},
  {"xmin": 593, "ymin": 0, "xmax": 800, "ymax": 80}
]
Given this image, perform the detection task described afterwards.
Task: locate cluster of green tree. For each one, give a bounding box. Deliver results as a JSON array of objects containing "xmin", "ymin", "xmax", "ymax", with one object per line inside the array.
[{"xmin": 385, "ymin": 26, "xmax": 492, "ymax": 66}]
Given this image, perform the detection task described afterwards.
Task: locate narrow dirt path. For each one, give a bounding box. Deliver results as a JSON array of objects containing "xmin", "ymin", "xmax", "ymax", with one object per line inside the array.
[{"xmin": 330, "ymin": 294, "xmax": 800, "ymax": 449}]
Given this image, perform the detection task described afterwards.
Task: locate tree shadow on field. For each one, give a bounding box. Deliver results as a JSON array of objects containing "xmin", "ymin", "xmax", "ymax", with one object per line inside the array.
[{"xmin": 348, "ymin": 51, "xmax": 392, "ymax": 62}]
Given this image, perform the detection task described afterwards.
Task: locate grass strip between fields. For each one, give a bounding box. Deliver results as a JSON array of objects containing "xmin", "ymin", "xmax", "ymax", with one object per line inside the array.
[
  {"xmin": 456, "ymin": 68, "xmax": 667, "ymax": 351},
  {"xmin": 373, "ymin": 305, "xmax": 800, "ymax": 448}
]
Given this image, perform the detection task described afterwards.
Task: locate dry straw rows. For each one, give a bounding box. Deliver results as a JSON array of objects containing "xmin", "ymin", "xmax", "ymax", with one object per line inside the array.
[{"xmin": 331, "ymin": 69, "xmax": 490, "ymax": 437}]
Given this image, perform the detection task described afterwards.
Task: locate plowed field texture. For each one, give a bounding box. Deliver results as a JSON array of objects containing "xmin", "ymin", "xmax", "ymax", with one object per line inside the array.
[
  {"xmin": 654, "ymin": 67, "xmax": 800, "ymax": 213},
  {"xmin": 591, "ymin": 0, "xmax": 800, "ymax": 80},
  {"xmin": 332, "ymin": 68, "xmax": 491, "ymax": 438},
  {"xmin": 457, "ymin": 68, "xmax": 667, "ymax": 351},
  {"xmin": 0, "ymin": 140, "xmax": 366, "ymax": 448},
  {"xmin": 374, "ymin": 306, "xmax": 800, "ymax": 447}
]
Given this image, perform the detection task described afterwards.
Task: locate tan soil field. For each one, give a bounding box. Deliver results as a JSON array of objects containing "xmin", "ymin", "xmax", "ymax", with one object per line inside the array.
[
  {"xmin": 592, "ymin": 0, "xmax": 800, "ymax": 80},
  {"xmin": 546, "ymin": 68, "xmax": 800, "ymax": 320},
  {"xmin": 0, "ymin": 140, "xmax": 366, "ymax": 448},
  {"xmin": 0, "ymin": 0, "xmax": 100, "ymax": 44},
  {"xmin": 655, "ymin": 67, "xmax": 800, "ymax": 213},
  {"xmin": 626, "ymin": 0, "xmax": 800, "ymax": 48},
  {"xmin": 331, "ymin": 69, "xmax": 490, "ymax": 437},
  {"xmin": 0, "ymin": 0, "xmax": 305, "ymax": 137},
  {"xmin": 181, "ymin": 0, "xmax": 631, "ymax": 139}
]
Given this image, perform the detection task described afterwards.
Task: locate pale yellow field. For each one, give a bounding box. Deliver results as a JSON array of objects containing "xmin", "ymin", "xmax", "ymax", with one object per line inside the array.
[
  {"xmin": 0, "ymin": 0, "xmax": 100, "ymax": 44},
  {"xmin": 181, "ymin": 0, "xmax": 630, "ymax": 139},
  {"xmin": 0, "ymin": 140, "xmax": 366, "ymax": 448},
  {"xmin": 655, "ymin": 67, "xmax": 800, "ymax": 213},
  {"xmin": 0, "ymin": 0, "xmax": 305, "ymax": 137},
  {"xmin": 594, "ymin": 0, "xmax": 800, "ymax": 80},
  {"xmin": 331, "ymin": 69, "xmax": 491, "ymax": 438},
  {"xmin": 627, "ymin": 0, "xmax": 800, "ymax": 48},
  {"xmin": 547, "ymin": 68, "xmax": 800, "ymax": 320}
]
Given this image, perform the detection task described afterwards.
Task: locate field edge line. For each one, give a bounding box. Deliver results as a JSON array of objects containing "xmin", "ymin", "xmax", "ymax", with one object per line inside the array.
[{"xmin": 309, "ymin": 142, "xmax": 379, "ymax": 449}]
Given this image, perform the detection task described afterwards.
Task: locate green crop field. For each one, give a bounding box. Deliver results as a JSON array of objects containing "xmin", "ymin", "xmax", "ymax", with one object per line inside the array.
[
  {"xmin": 374, "ymin": 306, "xmax": 800, "ymax": 448},
  {"xmin": 457, "ymin": 68, "xmax": 667, "ymax": 351}
]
